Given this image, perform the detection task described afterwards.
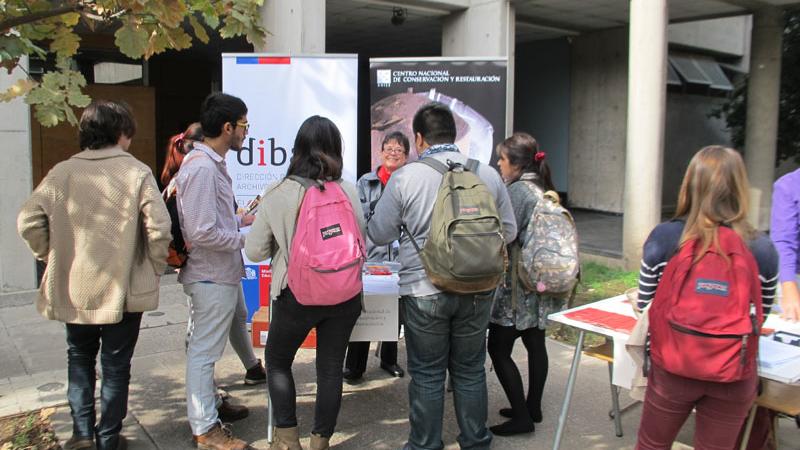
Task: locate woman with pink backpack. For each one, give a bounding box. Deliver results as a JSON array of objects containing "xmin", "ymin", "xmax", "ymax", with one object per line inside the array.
[
  {"xmin": 245, "ymin": 116, "xmax": 366, "ymax": 450},
  {"xmin": 634, "ymin": 146, "xmax": 778, "ymax": 449}
]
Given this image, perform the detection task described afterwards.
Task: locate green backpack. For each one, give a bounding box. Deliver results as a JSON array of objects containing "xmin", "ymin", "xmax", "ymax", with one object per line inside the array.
[{"xmin": 404, "ymin": 158, "xmax": 507, "ymax": 294}]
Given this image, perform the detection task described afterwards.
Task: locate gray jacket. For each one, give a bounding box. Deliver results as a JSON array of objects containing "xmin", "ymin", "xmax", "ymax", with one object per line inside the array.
[
  {"xmin": 358, "ymin": 170, "xmax": 396, "ymax": 262},
  {"xmin": 368, "ymin": 148, "xmax": 518, "ymax": 297}
]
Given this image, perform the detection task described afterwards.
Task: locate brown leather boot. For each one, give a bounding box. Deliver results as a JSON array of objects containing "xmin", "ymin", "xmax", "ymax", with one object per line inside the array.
[
  {"xmin": 194, "ymin": 423, "xmax": 250, "ymax": 450},
  {"xmin": 269, "ymin": 426, "xmax": 302, "ymax": 450},
  {"xmin": 309, "ymin": 433, "xmax": 330, "ymax": 450}
]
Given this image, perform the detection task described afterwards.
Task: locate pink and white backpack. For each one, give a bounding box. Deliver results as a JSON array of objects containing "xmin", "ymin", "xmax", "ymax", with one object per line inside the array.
[{"xmin": 287, "ymin": 176, "xmax": 365, "ymax": 306}]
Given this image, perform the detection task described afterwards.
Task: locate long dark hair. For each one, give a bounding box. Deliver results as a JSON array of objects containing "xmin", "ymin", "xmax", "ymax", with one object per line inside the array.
[
  {"xmin": 286, "ymin": 116, "xmax": 344, "ymax": 181},
  {"xmin": 496, "ymin": 132, "xmax": 555, "ymax": 191},
  {"xmin": 160, "ymin": 122, "xmax": 203, "ymax": 186}
]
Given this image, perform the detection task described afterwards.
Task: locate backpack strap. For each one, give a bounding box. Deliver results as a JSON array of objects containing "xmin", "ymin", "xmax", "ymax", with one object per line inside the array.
[
  {"xmin": 287, "ymin": 175, "xmax": 323, "ymax": 190},
  {"xmin": 417, "ymin": 157, "xmax": 449, "ymax": 174},
  {"xmin": 465, "ymin": 158, "xmax": 479, "ymax": 173}
]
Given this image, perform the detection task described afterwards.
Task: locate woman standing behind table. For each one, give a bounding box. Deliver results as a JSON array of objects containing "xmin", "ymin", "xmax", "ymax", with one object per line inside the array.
[
  {"xmin": 488, "ymin": 132, "xmax": 561, "ymax": 436},
  {"xmin": 343, "ymin": 131, "xmax": 409, "ymax": 383},
  {"xmin": 245, "ymin": 116, "xmax": 365, "ymax": 450},
  {"xmin": 634, "ymin": 146, "xmax": 778, "ymax": 449}
]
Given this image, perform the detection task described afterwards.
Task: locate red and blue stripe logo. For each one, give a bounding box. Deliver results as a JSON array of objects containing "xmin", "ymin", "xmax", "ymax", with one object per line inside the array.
[{"xmin": 236, "ymin": 56, "xmax": 291, "ymax": 65}]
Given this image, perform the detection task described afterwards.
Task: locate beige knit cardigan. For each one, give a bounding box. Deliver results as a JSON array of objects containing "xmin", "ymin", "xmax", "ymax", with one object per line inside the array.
[{"xmin": 17, "ymin": 147, "xmax": 171, "ymax": 324}]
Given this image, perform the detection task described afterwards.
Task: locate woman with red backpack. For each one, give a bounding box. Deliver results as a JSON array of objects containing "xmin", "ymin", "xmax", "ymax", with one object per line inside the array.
[
  {"xmin": 245, "ymin": 116, "xmax": 366, "ymax": 450},
  {"xmin": 635, "ymin": 146, "xmax": 778, "ymax": 449}
]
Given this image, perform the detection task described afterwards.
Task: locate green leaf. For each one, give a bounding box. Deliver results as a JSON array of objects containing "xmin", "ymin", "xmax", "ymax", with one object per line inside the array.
[
  {"xmin": 188, "ymin": 14, "xmax": 209, "ymax": 44},
  {"xmin": 115, "ymin": 21, "xmax": 150, "ymax": 58},
  {"xmin": 0, "ymin": 78, "xmax": 37, "ymax": 102},
  {"xmin": 50, "ymin": 29, "xmax": 81, "ymax": 58}
]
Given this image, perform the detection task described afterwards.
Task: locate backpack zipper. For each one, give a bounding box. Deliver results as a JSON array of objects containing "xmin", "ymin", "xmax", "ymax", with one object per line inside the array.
[
  {"xmin": 669, "ymin": 322, "xmax": 744, "ymax": 339},
  {"xmin": 311, "ymin": 258, "xmax": 362, "ymax": 273},
  {"xmin": 669, "ymin": 322, "xmax": 750, "ymax": 366}
]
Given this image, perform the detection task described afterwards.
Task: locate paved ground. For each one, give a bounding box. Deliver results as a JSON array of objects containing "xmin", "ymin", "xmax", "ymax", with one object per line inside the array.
[{"xmin": 1, "ymin": 276, "xmax": 797, "ymax": 449}]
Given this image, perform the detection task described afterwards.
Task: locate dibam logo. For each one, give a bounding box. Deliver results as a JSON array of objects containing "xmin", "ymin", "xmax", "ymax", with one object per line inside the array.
[
  {"xmin": 377, "ymin": 69, "xmax": 391, "ymax": 87},
  {"xmin": 237, "ymin": 137, "xmax": 289, "ymax": 167},
  {"xmin": 695, "ymin": 278, "xmax": 729, "ymax": 297}
]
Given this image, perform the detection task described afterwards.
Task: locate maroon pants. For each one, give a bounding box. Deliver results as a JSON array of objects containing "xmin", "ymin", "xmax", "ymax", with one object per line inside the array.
[{"xmin": 636, "ymin": 364, "xmax": 758, "ymax": 450}]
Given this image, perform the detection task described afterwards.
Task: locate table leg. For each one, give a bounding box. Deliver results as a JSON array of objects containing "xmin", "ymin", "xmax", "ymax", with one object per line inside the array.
[
  {"xmin": 608, "ymin": 362, "xmax": 623, "ymax": 437},
  {"xmin": 267, "ymin": 393, "xmax": 274, "ymax": 443},
  {"xmin": 553, "ymin": 330, "xmax": 585, "ymax": 450},
  {"xmin": 738, "ymin": 404, "xmax": 757, "ymax": 450}
]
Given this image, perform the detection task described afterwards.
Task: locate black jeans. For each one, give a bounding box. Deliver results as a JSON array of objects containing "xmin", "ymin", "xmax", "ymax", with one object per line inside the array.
[
  {"xmin": 66, "ymin": 312, "xmax": 143, "ymax": 450},
  {"xmin": 265, "ymin": 289, "xmax": 361, "ymax": 437}
]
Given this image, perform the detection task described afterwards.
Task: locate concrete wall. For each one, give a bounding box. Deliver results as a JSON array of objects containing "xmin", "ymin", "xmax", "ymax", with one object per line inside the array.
[
  {"xmin": 662, "ymin": 94, "xmax": 732, "ymax": 212},
  {"xmin": 568, "ymin": 27, "xmax": 628, "ymax": 213},
  {"xmin": 0, "ymin": 56, "xmax": 36, "ymax": 292},
  {"xmin": 668, "ymin": 16, "xmax": 750, "ymax": 58},
  {"xmin": 514, "ymin": 38, "xmax": 570, "ymax": 191}
]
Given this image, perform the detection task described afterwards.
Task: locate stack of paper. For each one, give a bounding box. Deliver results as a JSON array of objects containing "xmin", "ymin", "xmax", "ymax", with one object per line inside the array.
[{"xmin": 759, "ymin": 338, "xmax": 800, "ymax": 369}]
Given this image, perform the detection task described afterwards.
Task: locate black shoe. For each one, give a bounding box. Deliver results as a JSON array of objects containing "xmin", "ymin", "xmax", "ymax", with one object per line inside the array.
[
  {"xmin": 380, "ymin": 362, "xmax": 404, "ymax": 378},
  {"xmin": 499, "ymin": 406, "xmax": 543, "ymax": 423},
  {"xmin": 244, "ymin": 359, "xmax": 266, "ymax": 385},
  {"xmin": 342, "ymin": 368, "xmax": 363, "ymax": 384},
  {"xmin": 218, "ymin": 398, "xmax": 250, "ymax": 422},
  {"xmin": 490, "ymin": 418, "xmax": 535, "ymax": 436}
]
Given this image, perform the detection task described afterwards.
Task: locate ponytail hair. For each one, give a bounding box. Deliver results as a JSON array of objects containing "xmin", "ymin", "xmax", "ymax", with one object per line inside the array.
[
  {"xmin": 496, "ymin": 132, "xmax": 555, "ymax": 191},
  {"xmin": 160, "ymin": 122, "xmax": 203, "ymax": 186}
]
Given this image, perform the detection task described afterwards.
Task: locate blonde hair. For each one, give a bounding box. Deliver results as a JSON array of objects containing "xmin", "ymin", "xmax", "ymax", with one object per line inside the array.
[{"xmin": 674, "ymin": 145, "xmax": 754, "ymax": 259}]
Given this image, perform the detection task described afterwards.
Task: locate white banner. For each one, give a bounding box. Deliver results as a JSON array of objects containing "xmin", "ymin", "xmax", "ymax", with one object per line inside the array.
[{"xmin": 222, "ymin": 54, "xmax": 359, "ymax": 209}]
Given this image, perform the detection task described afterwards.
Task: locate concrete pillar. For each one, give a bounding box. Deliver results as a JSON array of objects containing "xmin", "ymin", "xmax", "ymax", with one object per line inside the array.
[
  {"xmin": 744, "ymin": 7, "xmax": 783, "ymax": 231},
  {"xmin": 442, "ymin": 0, "xmax": 515, "ymax": 136},
  {"xmin": 0, "ymin": 56, "xmax": 37, "ymax": 292},
  {"xmin": 257, "ymin": 0, "xmax": 325, "ymax": 53},
  {"xmin": 621, "ymin": 0, "xmax": 668, "ymax": 269}
]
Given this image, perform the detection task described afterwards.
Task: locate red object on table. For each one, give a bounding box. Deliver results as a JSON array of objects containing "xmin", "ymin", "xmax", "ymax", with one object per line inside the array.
[{"xmin": 563, "ymin": 307, "xmax": 637, "ymax": 334}]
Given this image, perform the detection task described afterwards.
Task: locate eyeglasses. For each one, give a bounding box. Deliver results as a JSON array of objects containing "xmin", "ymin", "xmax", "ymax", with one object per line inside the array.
[
  {"xmin": 382, "ymin": 147, "xmax": 405, "ymax": 155},
  {"xmin": 235, "ymin": 121, "xmax": 250, "ymax": 133}
]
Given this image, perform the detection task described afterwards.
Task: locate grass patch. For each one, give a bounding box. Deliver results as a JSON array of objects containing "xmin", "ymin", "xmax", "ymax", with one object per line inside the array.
[
  {"xmin": 0, "ymin": 408, "xmax": 60, "ymax": 450},
  {"xmin": 549, "ymin": 262, "xmax": 638, "ymax": 347}
]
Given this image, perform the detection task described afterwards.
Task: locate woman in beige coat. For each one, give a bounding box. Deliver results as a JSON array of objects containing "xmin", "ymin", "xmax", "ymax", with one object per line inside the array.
[{"xmin": 17, "ymin": 100, "xmax": 171, "ymax": 450}]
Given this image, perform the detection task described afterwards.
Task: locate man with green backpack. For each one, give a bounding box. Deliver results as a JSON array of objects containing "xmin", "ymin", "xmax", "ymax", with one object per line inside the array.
[{"xmin": 368, "ymin": 103, "xmax": 517, "ymax": 450}]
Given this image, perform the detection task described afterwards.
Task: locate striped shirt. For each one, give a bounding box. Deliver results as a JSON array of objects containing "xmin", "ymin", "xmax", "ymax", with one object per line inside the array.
[
  {"xmin": 637, "ymin": 220, "xmax": 779, "ymax": 315},
  {"xmin": 175, "ymin": 143, "xmax": 246, "ymax": 286}
]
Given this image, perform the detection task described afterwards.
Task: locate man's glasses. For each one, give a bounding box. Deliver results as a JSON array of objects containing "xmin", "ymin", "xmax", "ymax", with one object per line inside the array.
[{"xmin": 236, "ymin": 121, "xmax": 250, "ymax": 133}]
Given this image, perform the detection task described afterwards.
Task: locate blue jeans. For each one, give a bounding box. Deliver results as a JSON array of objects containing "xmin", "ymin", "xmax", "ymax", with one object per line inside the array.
[
  {"xmin": 66, "ymin": 312, "xmax": 142, "ymax": 450},
  {"xmin": 401, "ymin": 291, "xmax": 494, "ymax": 450}
]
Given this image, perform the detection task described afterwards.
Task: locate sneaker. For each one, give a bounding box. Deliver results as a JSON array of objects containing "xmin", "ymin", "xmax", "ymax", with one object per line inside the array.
[
  {"xmin": 194, "ymin": 423, "xmax": 250, "ymax": 450},
  {"xmin": 244, "ymin": 360, "xmax": 266, "ymax": 385},
  {"xmin": 64, "ymin": 435, "xmax": 95, "ymax": 450},
  {"xmin": 218, "ymin": 398, "xmax": 249, "ymax": 422}
]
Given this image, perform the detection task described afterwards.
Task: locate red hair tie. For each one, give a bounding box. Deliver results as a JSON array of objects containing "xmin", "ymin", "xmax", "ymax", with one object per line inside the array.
[{"xmin": 534, "ymin": 151, "xmax": 546, "ymax": 162}]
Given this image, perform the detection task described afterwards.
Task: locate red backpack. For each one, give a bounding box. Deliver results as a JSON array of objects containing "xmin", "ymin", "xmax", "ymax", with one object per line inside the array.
[{"xmin": 648, "ymin": 226, "xmax": 762, "ymax": 382}]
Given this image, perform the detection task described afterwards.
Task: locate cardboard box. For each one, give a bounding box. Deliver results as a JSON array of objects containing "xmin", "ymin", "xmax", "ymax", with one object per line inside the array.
[
  {"xmin": 250, "ymin": 306, "xmax": 317, "ymax": 349},
  {"xmin": 251, "ymin": 306, "xmax": 270, "ymax": 348}
]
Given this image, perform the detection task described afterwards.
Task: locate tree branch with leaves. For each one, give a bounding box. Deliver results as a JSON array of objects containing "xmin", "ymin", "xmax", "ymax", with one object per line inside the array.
[{"xmin": 0, "ymin": 0, "xmax": 266, "ymax": 126}]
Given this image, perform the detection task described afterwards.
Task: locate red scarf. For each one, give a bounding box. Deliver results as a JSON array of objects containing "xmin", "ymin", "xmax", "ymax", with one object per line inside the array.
[{"xmin": 377, "ymin": 165, "xmax": 392, "ymax": 186}]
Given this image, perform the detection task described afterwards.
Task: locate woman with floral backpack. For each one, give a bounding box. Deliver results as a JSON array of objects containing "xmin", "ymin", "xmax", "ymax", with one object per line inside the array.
[
  {"xmin": 245, "ymin": 116, "xmax": 365, "ymax": 450},
  {"xmin": 634, "ymin": 146, "xmax": 778, "ymax": 449},
  {"xmin": 488, "ymin": 132, "xmax": 564, "ymax": 436}
]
